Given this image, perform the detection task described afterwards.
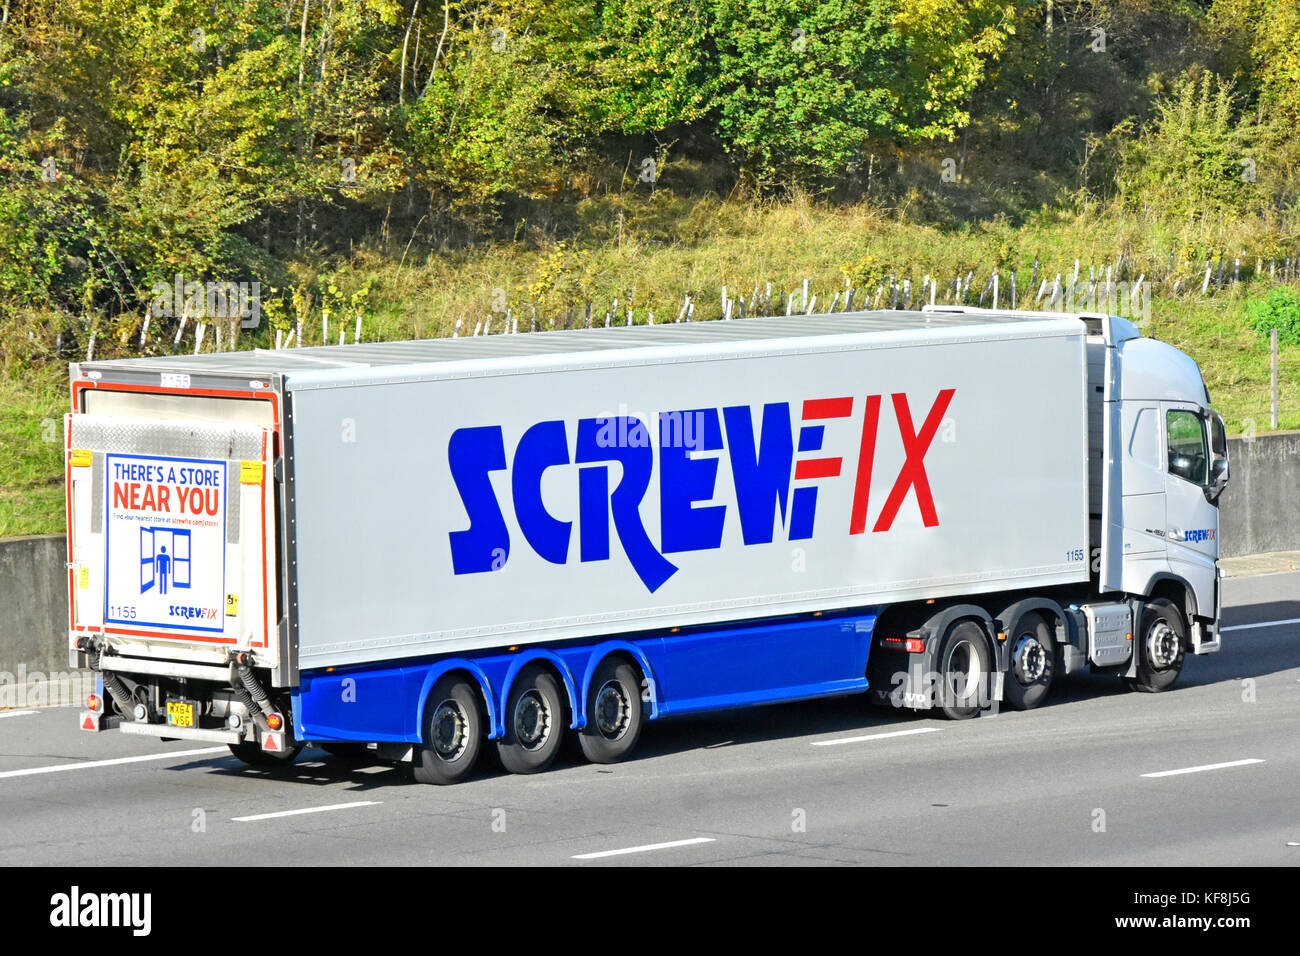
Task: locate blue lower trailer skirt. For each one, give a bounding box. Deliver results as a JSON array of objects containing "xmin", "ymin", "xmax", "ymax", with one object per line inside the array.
[{"xmin": 293, "ymin": 608, "xmax": 878, "ymax": 744}]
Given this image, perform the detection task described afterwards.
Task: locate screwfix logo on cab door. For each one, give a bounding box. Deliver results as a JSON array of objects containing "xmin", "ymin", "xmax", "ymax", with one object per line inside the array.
[{"xmin": 446, "ymin": 389, "xmax": 955, "ymax": 593}]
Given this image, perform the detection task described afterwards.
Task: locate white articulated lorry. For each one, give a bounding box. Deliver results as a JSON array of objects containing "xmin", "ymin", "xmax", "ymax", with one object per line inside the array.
[{"xmin": 66, "ymin": 306, "xmax": 1229, "ymax": 783}]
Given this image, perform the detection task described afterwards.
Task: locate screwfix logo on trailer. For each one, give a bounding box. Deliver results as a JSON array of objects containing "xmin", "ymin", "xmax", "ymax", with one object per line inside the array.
[
  {"xmin": 447, "ymin": 389, "xmax": 954, "ymax": 593},
  {"xmin": 103, "ymin": 454, "xmax": 227, "ymax": 633}
]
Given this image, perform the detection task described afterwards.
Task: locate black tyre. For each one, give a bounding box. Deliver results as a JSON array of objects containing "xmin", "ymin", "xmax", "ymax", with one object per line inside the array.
[
  {"xmin": 1124, "ymin": 598, "xmax": 1186, "ymax": 693},
  {"xmin": 1003, "ymin": 612, "xmax": 1056, "ymax": 711},
  {"xmin": 935, "ymin": 620, "xmax": 993, "ymax": 720},
  {"xmin": 412, "ymin": 675, "xmax": 483, "ymax": 785},
  {"xmin": 497, "ymin": 665, "xmax": 565, "ymax": 774},
  {"xmin": 578, "ymin": 658, "xmax": 644, "ymax": 764},
  {"xmin": 228, "ymin": 741, "xmax": 303, "ymax": 768}
]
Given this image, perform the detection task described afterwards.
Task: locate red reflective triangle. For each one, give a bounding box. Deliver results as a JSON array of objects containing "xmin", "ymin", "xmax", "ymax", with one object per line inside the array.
[
  {"xmin": 263, "ymin": 735, "xmax": 279, "ymax": 751},
  {"xmin": 82, "ymin": 716, "xmax": 96, "ymax": 730}
]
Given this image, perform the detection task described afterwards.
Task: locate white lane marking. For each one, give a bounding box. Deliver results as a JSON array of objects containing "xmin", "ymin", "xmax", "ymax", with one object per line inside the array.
[
  {"xmin": 0, "ymin": 711, "xmax": 38, "ymax": 720},
  {"xmin": 573, "ymin": 837, "xmax": 716, "ymax": 860},
  {"xmin": 233, "ymin": 801, "xmax": 382, "ymax": 823},
  {"xmin": 1142, "ymin": 759, "xmax": 1264, "ymax": 779},
  {"xmin": 1221, "ymin": 617, "xmax": 1300, "ymax": 632},
  {"xmin": 0, "ymin": 746, "xmax": 228, "ymax": 780},
  {"xmin": 812, "ymin": 727, "xmax": 941, "ymax": 747}
]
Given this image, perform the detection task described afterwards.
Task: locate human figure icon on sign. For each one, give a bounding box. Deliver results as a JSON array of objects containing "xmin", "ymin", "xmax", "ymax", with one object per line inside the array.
[{"xmin": 156, "ymin": 546, "xmax": 171, "ymax": 594}]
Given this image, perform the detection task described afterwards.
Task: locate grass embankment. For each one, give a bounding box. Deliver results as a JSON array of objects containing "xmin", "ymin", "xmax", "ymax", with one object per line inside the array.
[{"xmin": 2, "ymin": 198, "xmax": 1296, "ymax": 537}]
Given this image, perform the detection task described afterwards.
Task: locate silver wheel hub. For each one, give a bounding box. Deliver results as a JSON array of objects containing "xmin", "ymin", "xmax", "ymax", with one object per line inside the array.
[
  {"xmin": 514, "ymin": 690, "xmax": 551, "ymax": 751},
  {"xmin": 1012, "ymin": 634, "xmax": 1047, "ymax": 684},
  {"xmin": 594, "ymin": 680, "xmax": 630, "ymax": 739},
  {"xmin": 1146, "ymin": 620, "xmax": 1180, "ymax": 669},
  {"xmin": 431, "ymin": 698, "xmax": 468, "ymax": 761}
]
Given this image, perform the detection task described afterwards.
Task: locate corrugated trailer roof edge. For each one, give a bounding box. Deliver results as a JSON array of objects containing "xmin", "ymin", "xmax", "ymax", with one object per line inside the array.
[{"xmin": 74, "ymin": 310, "xmax": 1087, "ymax": 385}]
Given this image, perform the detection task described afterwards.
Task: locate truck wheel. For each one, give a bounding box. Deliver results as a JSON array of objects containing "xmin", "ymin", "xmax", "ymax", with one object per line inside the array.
[
  {"xmin": 1125, "ymin": 598, "xmax": 1186, "ymax": 693},
  {"xmin": 413, "ymin": 675, "xmax": 483, "ymax": 785},
  {"xmin": 497, "ymin": 665, "xmax": 565, "ymax": 774},
  {"xmin": 579, "ymin": 658, "xmax": 644, "ymax": 764},
  {"xmin": 228, "ymin": 741, "xmax": 303, "ymax": 768},
  {"xmin": 936, "ymin": 621, "xmax": 993, "ymax": 720},
  {"xmin": 1004, "ymin": 612, "xmax": 1055, "ymax": 710}
]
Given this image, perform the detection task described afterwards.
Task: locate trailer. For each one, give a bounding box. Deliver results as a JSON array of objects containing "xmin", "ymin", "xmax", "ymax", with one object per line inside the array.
[{"xmin": 66, "ymin": 307, "xmax": 1229, "ymax": 783}]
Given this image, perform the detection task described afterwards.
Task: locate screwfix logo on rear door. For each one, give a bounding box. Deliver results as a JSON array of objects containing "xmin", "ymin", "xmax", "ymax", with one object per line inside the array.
[{"xmin": 446, "ymin": 389, "xmax": 955, "ymax": 593}]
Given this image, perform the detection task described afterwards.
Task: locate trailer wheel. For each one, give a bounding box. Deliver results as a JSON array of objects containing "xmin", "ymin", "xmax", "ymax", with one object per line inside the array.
[
  {"xmin": 497, "ymin": 665, "xmax": 565, "ymax": 774},
  {"xmin": 579, "ymin": 658, "xmax": 644, "ymax": 764},
  {"xmin": 1003, "ymin": 612, "xmax": 1055, "ymax": 710},
  {"xmin": 228, "ymin": 741, "xmax": 303, "ymax": 768},
  {"xmin": 1125, "ymin": 598, "xmax": 1186, "ymax": 693},
  {"xmin": 936, "ymin": 621, "xmax": 993, "ymax": 720},
  {"xmin": 412, "ymin": 675, "xmax": 483, "ymax": 785}
]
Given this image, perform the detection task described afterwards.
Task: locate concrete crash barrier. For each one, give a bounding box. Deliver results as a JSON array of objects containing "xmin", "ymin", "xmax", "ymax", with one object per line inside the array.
[
  {"xmin": 0, "ymin": 428, "xmax": 1296, "ymax": 706},
  {"xmin": 1219, "ymin": 430, "xmax": 1300, "ymax": 558},
  {"xmin": 0, "ymin": 534, "xmax": 93, "ymax": 709}
]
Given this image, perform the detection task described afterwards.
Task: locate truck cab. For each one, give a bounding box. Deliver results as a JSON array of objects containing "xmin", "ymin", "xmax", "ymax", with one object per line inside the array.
[{"xmin": 1093, "ymin": 314, "xmax": 1229, "ymax": 656}]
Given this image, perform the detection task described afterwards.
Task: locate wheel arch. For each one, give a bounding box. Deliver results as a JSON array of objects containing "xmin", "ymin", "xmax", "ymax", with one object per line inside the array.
[
  {"xmin": 577, "ymin": 641, "xmax": 660, "ymax": 726},
  {"xmin": 413, "ymin": 660, "xmax": 498, "ymax": 742},
  {"xmin": 1143, "ymin": 573, "xmax": 1197, "ymax": 642},
  {"xmin": 916, "ymin": 604, "xmax": 997, "ymax": 665},
  {"xmin": 498, "ymin": 650, "xmax": 582, "ymax": 732},
  {"xmin": 993, "ymin": 597, "xmax": 1067, "ymax": 652}
]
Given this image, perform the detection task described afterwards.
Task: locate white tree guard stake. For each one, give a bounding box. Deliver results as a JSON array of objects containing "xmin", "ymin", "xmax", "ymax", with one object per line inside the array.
[
  {"xmin": 322, "ymin": 314, "xmax": 328, "ymax": 345},
  {"xmin": 194, "ymin": 324, "xmax": 206, "ymax": 354},
  {"xmin": 86, "ymin": 334, "xmax": 95, "ymax": 362},
  {"xmin": 215, "ymin": 325, "xmax": 222, "ymax": 353},
  {"xmin": 473, "ymin": 321, "xmax": 483, "ymax": 337},
  {"xmin": 275, "ymin": 329, "xmax": 283, "ymax": 350},
  {"xmin": 339, "ymin": 330, "xmax": 345, "ymax": 345},
  {"xmin": 354, "ymin": 316, "xmax": 362, "ymax": 343},
  {"xmin": 284, "ymin": 328, "xmax": 296, "ymax": 349},
  {"xmin": 138, "ymin": 314, "xmax": 151, "ymax": 347},
  {"xmin": 174, "ymin": 316, "xmax": 187, "ymax": 348},
  {"xmin": 453, "ymin": 319, "xmax": 462, "ymax": 337}
]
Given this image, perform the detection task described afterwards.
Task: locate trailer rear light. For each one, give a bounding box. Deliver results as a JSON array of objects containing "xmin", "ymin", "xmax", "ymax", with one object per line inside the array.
[
  {"xmin": 86, "ymin": 694, "xmax": 101, "ymax": 712},
  {"xmin": 881, "ymin": 637, "xmax": 927, "ymax": 653},
  {"xmin": 266, "ymin": 713, "xmax": 283, "ymax": 731}
]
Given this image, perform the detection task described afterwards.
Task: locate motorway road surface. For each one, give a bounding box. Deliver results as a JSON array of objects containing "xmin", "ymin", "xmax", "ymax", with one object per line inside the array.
[{"xmin": 1, "ymin": 573, "xmax": 1297, "ymax": 866}]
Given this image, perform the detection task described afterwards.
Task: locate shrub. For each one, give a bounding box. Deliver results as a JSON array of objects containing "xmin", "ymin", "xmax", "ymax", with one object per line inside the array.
[{"xmin": 1244, "ymin": 286, "xmax": 1300, "ymax": 345}]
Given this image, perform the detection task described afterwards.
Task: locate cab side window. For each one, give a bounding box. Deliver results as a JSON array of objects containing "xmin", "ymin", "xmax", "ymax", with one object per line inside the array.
[{"xmin": 1166, "ymin": 410, "xmax": 1208, "ymax": 484}]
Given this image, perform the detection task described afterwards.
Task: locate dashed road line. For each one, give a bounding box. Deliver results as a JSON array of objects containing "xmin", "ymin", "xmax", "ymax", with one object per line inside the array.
[
  {"xmin": 0, "ymin": 746, "xmax": 228, "ymax": 780},
  {"xmin": 1141, "ymin": 759, "xmax": 1264, "ymax": 779},
  {"xmin": 573, "ymin": 837, "xmax": 716, "ymax": 860},
  {"xmin": 812, "ymin": 727, "xmax": 940, "ymax": 747},
  {"xmin": 1221, "ymin": 618, "xmax": 1300, "ymax": 632},
  {"xmin": 233, "ymin": 801, "xmax": 382, "ymax": 823}
]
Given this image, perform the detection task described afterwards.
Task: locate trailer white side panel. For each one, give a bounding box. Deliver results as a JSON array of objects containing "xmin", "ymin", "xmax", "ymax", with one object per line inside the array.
[{"xmin": 281, "ymin": 319, "xmax": 1089, "ymax": 668}]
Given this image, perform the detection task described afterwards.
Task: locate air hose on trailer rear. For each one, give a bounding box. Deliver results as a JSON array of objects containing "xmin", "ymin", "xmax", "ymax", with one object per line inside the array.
[
  {"xmin": 230, "ymin": 652, "xmax": 277, "ymax": 730},
  {"xmin": 79, "ymin": 641, "xmax": 135, "ymax": 719}
]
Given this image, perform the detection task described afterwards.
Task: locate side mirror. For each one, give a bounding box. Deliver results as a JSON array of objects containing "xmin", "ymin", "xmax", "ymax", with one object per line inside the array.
[{"xmin": 1205, "ymin": 456, "xmax": 1230, "ymax": 504}]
